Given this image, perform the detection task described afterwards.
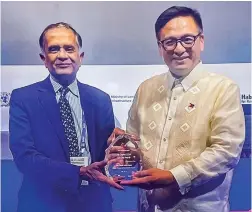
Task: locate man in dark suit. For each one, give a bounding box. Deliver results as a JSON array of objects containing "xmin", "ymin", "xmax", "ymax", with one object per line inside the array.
[{"xmin": 9, "ymin": 22, "xmax": 123, "ymax": 212}]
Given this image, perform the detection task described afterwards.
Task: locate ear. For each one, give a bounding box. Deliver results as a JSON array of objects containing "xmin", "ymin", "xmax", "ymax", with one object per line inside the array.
[
  {"xmin": 199, "ymin": 34, "xmax": 205, "ymax": 51},
  {"xmin": 158, "ymin": 43, "xmax": 163, "ymax": 57},
  {"xmin": 79, "ymin": 52, "xmax": 84, "ymax": 63},
  {"xmin": 39, "ymin": 53, "xmax": 48, "ymax": 68},
  {"xmin": 39, "ymin": 53, "xmax": 45, "ymax": 62}
]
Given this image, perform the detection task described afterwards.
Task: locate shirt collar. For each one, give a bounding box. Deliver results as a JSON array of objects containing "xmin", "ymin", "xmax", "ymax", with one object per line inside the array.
[
  {"xmin": 181, "ymin": 61, "xmax": 205, "ymax": 91},
  {"xmin": 169, "ymin": 61, "xmax": 205, "ymax": 91},
  {"xmin": 49, "ymin": 75, "xmax": 79, "ymax": 97}
]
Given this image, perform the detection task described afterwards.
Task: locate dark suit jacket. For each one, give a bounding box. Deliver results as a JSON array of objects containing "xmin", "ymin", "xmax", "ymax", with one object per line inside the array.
[{"xmin": 9, "ymin": 76, "xmax": 115, "ymax": 212}]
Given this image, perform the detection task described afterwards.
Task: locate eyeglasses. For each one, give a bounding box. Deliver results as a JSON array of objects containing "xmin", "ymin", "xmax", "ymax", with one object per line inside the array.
[{"xmin": 158, "ymin": 32, "xmax": 202, "ymax": 51}]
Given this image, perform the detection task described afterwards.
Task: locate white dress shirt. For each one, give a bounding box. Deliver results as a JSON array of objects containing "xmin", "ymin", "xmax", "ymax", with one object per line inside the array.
[{"xmin": 50, "ymin": 76, "xmax": 91, "ymax": 164}]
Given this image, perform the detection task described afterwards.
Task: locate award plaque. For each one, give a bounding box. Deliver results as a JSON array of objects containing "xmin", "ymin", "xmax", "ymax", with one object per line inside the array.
[{"xmin": 105, "ymin": 134, "xmax": 142, "ymax": 180}]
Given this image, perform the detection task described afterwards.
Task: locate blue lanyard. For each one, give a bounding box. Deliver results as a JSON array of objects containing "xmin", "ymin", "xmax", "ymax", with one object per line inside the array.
[{"xmin": 80, "ymin": 111, "xmax": 88, "ymax": 155}]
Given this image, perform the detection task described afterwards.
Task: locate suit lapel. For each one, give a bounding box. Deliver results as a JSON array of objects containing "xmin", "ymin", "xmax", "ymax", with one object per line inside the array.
[
  {"xmin": 78, "ymin": 82, "xmax": 96, "ymax": 162},
  {"xmin": 37, "ymin": 77, "xmax": 69, "ymax": 160}
]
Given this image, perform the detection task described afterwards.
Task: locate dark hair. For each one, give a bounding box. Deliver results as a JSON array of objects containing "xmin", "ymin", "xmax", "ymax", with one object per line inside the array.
[
  {"xmin": 39, "ymin": 22, "xmax": 82, "ymax": 50},
  {"xmin": 155, "ymin": 6, "xmax": 203, "ymax": 40}
]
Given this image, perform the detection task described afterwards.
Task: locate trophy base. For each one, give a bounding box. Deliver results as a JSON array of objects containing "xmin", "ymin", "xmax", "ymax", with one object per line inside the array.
[{"xmin": 106, "ymin": 164, "xmax": 141, "ymax": 180}]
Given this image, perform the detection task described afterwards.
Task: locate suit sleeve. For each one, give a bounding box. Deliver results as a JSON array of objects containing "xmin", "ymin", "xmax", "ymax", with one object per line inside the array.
[
  {"xmin": 98, "ymin": 94, "xmax": 115, "ymax": 162},
  {"xmin": 9, "ymin": 89, "xmax": 81, "ymax": 194}
]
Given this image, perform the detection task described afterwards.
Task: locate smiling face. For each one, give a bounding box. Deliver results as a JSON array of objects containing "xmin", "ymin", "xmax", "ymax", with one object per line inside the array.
[
  {"xmin": 158, "ymin": 16, "xmax": 204, "ymax": 77},
  {"xmin": 40, "ymin": 27, "xmax": 84, "ymax": 84}
]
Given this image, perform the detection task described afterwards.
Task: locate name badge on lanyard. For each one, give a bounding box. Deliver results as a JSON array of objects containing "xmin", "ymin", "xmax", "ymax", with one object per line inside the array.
[
  {"xmin": 70, "ymin": 111, "xmax": 89, "ymax": 167},
  {"xmin": 70, "ymin": 156, "xmax": 89, "ymax": 167}
]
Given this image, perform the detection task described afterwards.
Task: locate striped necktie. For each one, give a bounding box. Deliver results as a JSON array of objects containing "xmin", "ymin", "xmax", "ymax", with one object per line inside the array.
[{"xmin": 58, "ymin": 87, "xmax": 80, "ymax": 157}]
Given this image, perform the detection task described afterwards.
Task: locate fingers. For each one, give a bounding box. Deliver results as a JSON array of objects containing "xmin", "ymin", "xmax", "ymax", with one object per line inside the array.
[
  {"xmin": 107, "ymin": 131, "xmax": 116, "ymax": 145},
  {"xmin": 106, "ymin": 153, "xmax": 121, "ymax": 160},
  {"xmin": 112, "ymin": 175, "xmax": 125, "ymax": 182},
  {"xmin": 86, "ymin": 169, "xmax": 97, "ymax": 180},
  {"xmin": 106, "ymin": 147, "xmax": 129, "ymax": 158},
  {"xmin": 102, "ymin": 176, "xmax": 124, "ymax": 190},
  {"xmin": 120, "ymin": 176, "xmax": 152, "ymax": 185},
  {"xmin": 94, "ymin": 160, "xmax": 107, "ymax": 168},
  {"xmin": 133, "ymin": 170, "xmax": 150, "ymax": 178},
  {"xmin": 84, "ymin": 162, "xmax": 124, "ymax": 190},
  {"xmin": 126, "ymin": 133, "xmax": 141, "ymax": 141},
  {"xmin": 107, "ymin": 128, "xmax": 126, "ymax": 144},
  {"xmin": 107, "ymin": 158, "xmax": 125, "ymax": 166},
  {"xmin": 114, "ymin": 127, "xmax": 126, "ymax": 135},
  {"xmin": 105, "ymin": 146, "xmax": 127, "ymax": 164},
  {"xmin": 108, "ymin": 179, "xmax": 124, "ymax": 190}
]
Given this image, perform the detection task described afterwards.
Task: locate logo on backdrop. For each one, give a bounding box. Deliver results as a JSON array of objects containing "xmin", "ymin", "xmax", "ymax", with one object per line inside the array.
[
  {"xmin": 110, "ymin": 95, "xmax": 134, "ymax": 103},
  {"xmin": 1, "ymin": 92, "xmax": 11, "ymax": 107},
  {"xmin": 241, "ymin": 94, "xmax": 252, "ymax": 104}
]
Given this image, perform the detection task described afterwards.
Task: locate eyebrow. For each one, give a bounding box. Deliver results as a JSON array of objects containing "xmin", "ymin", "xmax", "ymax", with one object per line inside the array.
[
  {"xmin": 163, "ymin": 33, "xmax": 197, "ymax": 40},
  {"xmin": 47, "ymin": 44, "xmax": 76, "ymax": 49}
]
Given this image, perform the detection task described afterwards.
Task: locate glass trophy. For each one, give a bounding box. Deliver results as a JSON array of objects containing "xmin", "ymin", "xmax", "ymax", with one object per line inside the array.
[{"xmin": 105, "ymin": 134, "xmax": 143, "ymax": 180}]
